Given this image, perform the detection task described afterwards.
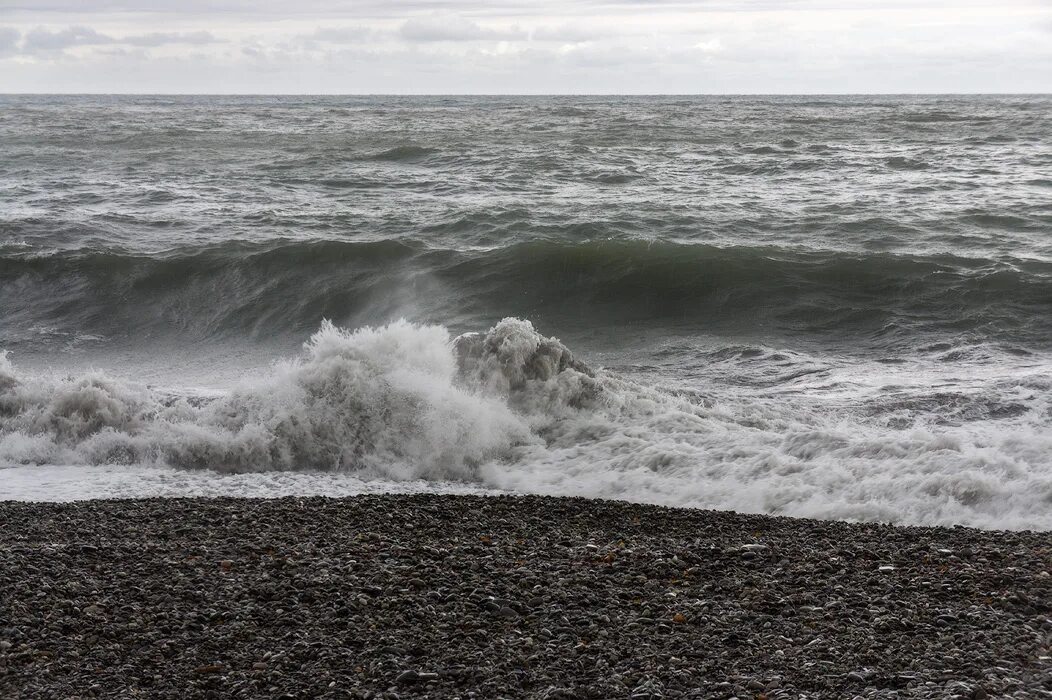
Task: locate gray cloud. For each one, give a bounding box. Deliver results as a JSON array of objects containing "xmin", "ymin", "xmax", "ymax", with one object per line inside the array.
[
  {"xmin": 400, "ymin": 15, "xmax": 527, "ymax": 42},
  {"xmin": 1, "ymin": 2, "xmax": 1049, "ymax": 93},
  {"xmin": 22, "ymin": 25, "xmax": 111, "ymax": 51},
  {"xmin": 122, "ymin": 31, "xmax": 222, "ymax": 47},
  {"xmin": 18, "ymin": 26, "xmax": 222, "ymax": 53},
  {"xmin": 304, "ymin": 26, "xmax": 372, "ymax": 44},
  {"xmin": 4, "ymin": 1, "xmax": 1033, "ymax": 17},
  {"xmin": 0, "ymin": 26, "xmax": 18, "ymax": 56},
  {"xmin": 559, "ymin": 43, "xmax": 661, "ymax": 69},
  {"xmin": 531, "ymin": 25, "xmax": 601, "ymax": 42},
  {"xmin": 2, "ymin": 1, "xmax": 527, "ymax": 19}
]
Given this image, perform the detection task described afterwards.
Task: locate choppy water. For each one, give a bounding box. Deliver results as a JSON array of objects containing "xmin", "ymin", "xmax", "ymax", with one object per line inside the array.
[{"xmin": 1, "ymin": 95, "xmax": 1051, "ymax": 529}]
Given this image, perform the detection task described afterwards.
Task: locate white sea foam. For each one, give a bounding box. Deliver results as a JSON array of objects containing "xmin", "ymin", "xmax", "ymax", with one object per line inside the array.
[
  {"xmin": 2, "ymin": 319, "xmax": 1051, "ymax": 531},
  {"xmin": 0, "ymin": 321, "xmax": 532, "ymax": 478}
]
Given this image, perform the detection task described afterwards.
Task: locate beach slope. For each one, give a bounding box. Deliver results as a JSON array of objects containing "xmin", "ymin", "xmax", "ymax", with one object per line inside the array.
[{"xmin": 1, "ymin": 494, "xmax": 1050, "ymax": 698}]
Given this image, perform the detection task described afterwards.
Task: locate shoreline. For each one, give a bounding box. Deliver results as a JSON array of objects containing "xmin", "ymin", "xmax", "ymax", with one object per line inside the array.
[{"xmin": 2, "ymin": 494, "xmax": 1050, "ymax": 698}]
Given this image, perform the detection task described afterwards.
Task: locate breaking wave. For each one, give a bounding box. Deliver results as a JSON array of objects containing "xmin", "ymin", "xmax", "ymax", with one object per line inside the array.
[
  {"xmin": 4, "ymin": 240, "xmax": 1052, "ymax": 350},
  {"xmin": 2, "ymin": 318, "xmax": 1051, "ymax": 530}
]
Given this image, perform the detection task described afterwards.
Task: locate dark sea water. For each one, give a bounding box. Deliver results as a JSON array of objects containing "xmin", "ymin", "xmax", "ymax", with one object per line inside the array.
[{"xmin": 1, "ymin": 95, "xmax": 1050, "ymax": 529}]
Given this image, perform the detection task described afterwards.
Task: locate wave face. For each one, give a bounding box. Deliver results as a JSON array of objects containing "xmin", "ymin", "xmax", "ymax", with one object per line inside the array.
[
  {"xmin": 3, "ymin": 240, "xmax": 1052, "ymax": 352},
  {"xmin": 2, "ymin": 95, "xmax": 1051, "ymax": 529},
  {"xmin": 2, "ymin": 319, "xmax": 1052, "ymax": 530}
]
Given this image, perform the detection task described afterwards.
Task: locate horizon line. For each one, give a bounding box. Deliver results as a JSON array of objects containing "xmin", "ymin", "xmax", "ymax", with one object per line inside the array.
[{"xmin": 2, "ymin": 91, "xmax": 1050, "ymax": 97}]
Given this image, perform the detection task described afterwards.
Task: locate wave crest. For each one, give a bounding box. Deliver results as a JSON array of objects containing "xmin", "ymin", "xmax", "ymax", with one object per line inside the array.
[
  {"xmin": 0, "ymin": 318, "xmax": 607, "ymax": 477},
  {"xmin": 0, "ymin": 320, "xmax": 549, "ymax": 477}
]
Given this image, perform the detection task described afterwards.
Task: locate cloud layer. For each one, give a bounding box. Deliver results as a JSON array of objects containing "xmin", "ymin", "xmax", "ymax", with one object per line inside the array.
[
  {"xmin": 1, "ymin": 2, "xmax": 1049, "ymax": 92},
  {"xmin": 400, "ymin": 15, "xmax": 527, "ymax": 42},
  {"xmin": 17, "ymin": 26, "xmax": 222, "ymax": 53}
]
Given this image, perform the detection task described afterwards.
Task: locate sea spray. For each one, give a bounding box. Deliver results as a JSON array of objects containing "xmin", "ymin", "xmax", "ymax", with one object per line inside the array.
[
  {"xmin": 0, "ymin": 321, "xmax": 537, "ymax": 476},
  {"xmin": 3, "ymin": 319, "xmax": 1051, "ymax": 530}
]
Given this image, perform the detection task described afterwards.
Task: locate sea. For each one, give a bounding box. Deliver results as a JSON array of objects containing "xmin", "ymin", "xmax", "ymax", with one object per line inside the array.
[{"xmin": 1, "ymin": 94, "xmax": 1050, "ymax": 530}]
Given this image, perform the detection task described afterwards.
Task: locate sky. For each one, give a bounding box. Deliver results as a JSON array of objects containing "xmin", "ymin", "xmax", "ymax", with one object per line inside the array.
[{"xmin": 0, "ymin": 1, "xmax": 1050, "ymax": 93}]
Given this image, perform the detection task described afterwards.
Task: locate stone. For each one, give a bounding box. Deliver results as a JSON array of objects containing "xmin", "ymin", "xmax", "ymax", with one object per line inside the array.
[{"xmin": 394, "ymin": 670, "xmax": 420, "ymax": 685}]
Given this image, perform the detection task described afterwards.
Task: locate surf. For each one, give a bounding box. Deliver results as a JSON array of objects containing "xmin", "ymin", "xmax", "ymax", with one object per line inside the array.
[{"xmin": 2, "ymin": 318, "xmax": 1050, "ymax": 530}]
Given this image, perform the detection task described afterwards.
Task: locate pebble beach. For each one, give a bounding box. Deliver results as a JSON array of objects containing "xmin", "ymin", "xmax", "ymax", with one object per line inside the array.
[{"xmin": 2, "ymin": 494, "xmax": 1050, "ymax": 699}]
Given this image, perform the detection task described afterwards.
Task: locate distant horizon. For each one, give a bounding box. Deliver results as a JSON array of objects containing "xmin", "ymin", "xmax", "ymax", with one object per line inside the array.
[{"xmin": 3, "ymin": 92, "xmax": 1050, "ymax": 97}]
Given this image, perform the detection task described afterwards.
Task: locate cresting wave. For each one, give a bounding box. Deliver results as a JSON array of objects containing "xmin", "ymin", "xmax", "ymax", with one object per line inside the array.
[
  {"xmin": 0, "ymin": 319, "xmax": 597, "ymax": 477},
  {"xmin": 2, "ymin": 318, "xmax": 1050, "ymax": 530},
  {"xmin": 3, "ymin": 239, "xmax": 1052, "ymax": 349}
]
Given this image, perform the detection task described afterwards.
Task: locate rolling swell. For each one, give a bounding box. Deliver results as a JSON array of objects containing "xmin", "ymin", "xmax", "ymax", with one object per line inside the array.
[
  {"xmin": 2, "ymin": 239, "xmax": 1051, "ymax": 351},
  {"xmin": 0, "ymin": 239, "xmax": 424, "ymax": 342}
]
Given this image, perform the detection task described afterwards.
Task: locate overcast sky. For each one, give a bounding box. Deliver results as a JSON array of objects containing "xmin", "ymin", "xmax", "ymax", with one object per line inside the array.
[{"xmin": 1, "ymin": 1, "xmax": 1049, "ymax": 93}]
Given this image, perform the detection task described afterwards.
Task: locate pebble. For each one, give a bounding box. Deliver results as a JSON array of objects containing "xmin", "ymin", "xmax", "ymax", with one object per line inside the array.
[
  {"xmin": 1, "ymin": 493, "xmax": 1048, "ymax": 700},
  {"xmin": 394, "ymin": 670, "xmax": 419, "ymax": 685}
]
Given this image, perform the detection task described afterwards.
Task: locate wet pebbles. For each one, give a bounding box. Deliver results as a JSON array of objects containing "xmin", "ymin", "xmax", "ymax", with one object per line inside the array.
[{"xmin": 1, "ymin": 494, "xmax": 1050, "ymax": 698}]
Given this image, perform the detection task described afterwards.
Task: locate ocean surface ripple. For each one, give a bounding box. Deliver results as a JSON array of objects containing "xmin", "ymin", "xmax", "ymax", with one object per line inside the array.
[{"xmin": 1, "ymin": 95, "xmax": 1050, "ymax": 529}]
